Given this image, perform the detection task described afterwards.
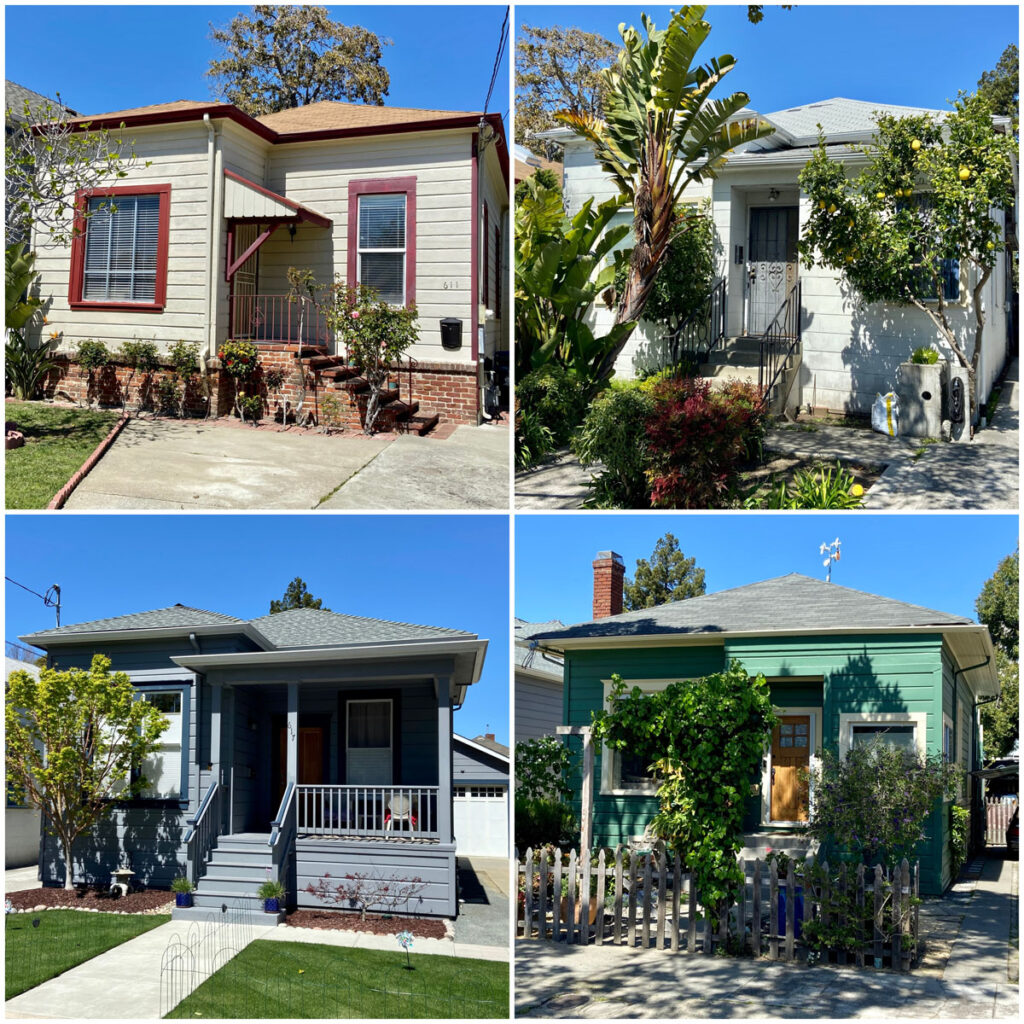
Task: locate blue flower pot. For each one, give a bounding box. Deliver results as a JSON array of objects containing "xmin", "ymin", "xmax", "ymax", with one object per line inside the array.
[
  {"xmin": 264, "ymin": 897, "xmax": 280, "ymax": 913},
  {"xmin": 175, "ymin": 893, "xmax": 193, "ymax": 908},
  {"xmin": 778, "ymin": 886, "xmax": 804, "ymax": 938}
]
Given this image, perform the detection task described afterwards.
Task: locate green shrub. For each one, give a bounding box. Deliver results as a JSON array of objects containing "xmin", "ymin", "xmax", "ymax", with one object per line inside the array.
[
  {"xmin": 758, "ymin": 461, "xmax": 866, "ymax": 509},
  {"xmin": 514, "ymin": 166, "xmax": 560, "ymax": 205},
  {"xmin": 515, "ymin": 403, "xmax": 555, "ymax": 472},
  {"xmin": 170, "ymin": 876, "xmax": 194, "ymax": 894},
  {"xmin": 217, "ymin": 339, "xmax": 259, "ymax": 379},
  {"xmin": 76, "ymin": 340, "xmax": 110, "ymax": 373},
  {"xmin": 516, "ymin": 366, "xmax": 590, "ymax": 447},
  {"xmin": 155, "ymin": 376, "xmax": 181, "ymax": 414},
  {"xmin": 911, "ymin": 346, "xmax": 939, "ymax": 365},
  {"xmin": 169, "ymin": 340, "xmax": 201, "ymax": 378},
  {"xmin": 572, "ymin": 384, "xmax": 654, "ymax": 508},
  {"xmin": 5, "ymin": 332, "xmax": 56, "ymax": 400},
  {"xmin": 237, "ymin": 392, "xmax": 263, "ymax": 424},
  {"xmin": 514, "ymin": 796, "xmax": 578, "ymax": 851},
  {"xmin": 515, "ymin": 737, "xmax": 573, "ymax": 802},
  {"xmin": 950, "ymin": 804, "xmax": 970, "ymax": 878}
]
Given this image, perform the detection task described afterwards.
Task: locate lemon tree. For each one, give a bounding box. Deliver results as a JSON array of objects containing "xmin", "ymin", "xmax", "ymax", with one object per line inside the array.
[{"xmin": 798, "ymin": 92, "xmax": 1015, "ymax": 420}]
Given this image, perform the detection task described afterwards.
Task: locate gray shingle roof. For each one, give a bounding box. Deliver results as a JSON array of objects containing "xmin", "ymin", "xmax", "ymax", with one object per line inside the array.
[
  {"xmin": 31, "ymin": 605, "xmax": 245, "ymax": 636},
  {"xmin": 5, "ymin": 81, "xmax": 76, "ymax": 121},
  {"xmin": 248, "ymin": 608, "xmax": 474, "ymax": 648},
  {"xmin": 515, "ymin": 618, "xmax": 565, "ymax": 677},
  {"xmin": 529, "ymin": 574, "xmax": 972, "ymax": 643},
  {"xmin": 5, "ymin": 657, "xmax": 40, "ymax": 680},
  {"xmin": 764, "ymin": 97, "xmax": 946, "ymax": 141}
]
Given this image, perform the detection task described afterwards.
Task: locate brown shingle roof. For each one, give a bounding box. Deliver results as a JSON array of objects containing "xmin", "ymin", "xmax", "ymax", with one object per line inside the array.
[
  {"xmin": 256, "ymin": 100, "xmax": 481, "ymax": 135},
  {"xmin": 64, "ymin": 99, "xmax": 211, "ymax": 124}
]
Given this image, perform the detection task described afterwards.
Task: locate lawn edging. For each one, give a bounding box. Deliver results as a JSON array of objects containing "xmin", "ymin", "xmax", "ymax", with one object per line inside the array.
[{"xmin": 46, "ymin": 411, "xmax": 131, "ymax": 510}]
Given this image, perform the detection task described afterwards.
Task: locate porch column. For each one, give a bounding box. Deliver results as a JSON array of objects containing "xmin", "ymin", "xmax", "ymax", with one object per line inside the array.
[
  {"xmin": 210, "ymin": 684, "xmax": 222, "ymax": 776},
  {"xmin": 286, "ymin": 683, "xmax": 299, "ymax": 786},
  {"xmin": 436, "ymin": 677, "xmax": 453, "ymax": 843}
]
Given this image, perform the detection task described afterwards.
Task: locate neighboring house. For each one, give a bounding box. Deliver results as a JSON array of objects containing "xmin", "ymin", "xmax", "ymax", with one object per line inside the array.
[
  {"xmin": 4, "ymin": 656, "xmax": 43, "ymax": 869},
  {"xmin": 453, "ymin": 733, "xmax": 509, "ymax": 857},
  {"xmin": 513, "ymin": 143, "xmax": 563, "ymax": 187},
  {"xmin": 542, "ymin": 97, "xmax": 1015, "ymax": 416},
  {"xmin": 21, "ymin": 603, "xmax": 489, "ymax": 917},
  {"xmin": 25, "ymin": 98, "xmax": 509, "ymax": 427},
  {"xmin": 527, "ymin": 551, "xmax": 1000, "ymax": 895},
  {"xmin": 514, "ymin": 618, "xmax": 564, "ymax": 743}
]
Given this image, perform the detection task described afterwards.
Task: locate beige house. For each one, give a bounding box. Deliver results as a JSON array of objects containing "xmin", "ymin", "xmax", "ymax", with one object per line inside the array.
[{"xmin": 28, "ymin": 99, "xmax": 509, "ymax": 427}]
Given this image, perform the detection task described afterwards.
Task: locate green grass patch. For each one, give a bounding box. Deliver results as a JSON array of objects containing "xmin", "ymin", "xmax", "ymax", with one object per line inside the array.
[
  {"xmin": 165, "ymin": 939, "xmax": 509, "ymax": 1018},
  {"xmin": 6, "ymin": 909, "xmax": 170, "ymax": 998},
  {"xmin": 5, "ymin": 402, "xmax": 120, "ymax": 508}
]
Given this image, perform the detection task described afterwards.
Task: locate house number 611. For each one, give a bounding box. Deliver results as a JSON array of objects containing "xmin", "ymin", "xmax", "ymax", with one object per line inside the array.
[{"xmin": 442, "ymin": 281, "xmax": 459, "ymax": 290}]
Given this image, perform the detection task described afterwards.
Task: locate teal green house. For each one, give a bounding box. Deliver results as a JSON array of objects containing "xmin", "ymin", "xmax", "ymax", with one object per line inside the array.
[{"xmin": 527, "ymin": 556, "xmax": 1000, "ymax": 895}]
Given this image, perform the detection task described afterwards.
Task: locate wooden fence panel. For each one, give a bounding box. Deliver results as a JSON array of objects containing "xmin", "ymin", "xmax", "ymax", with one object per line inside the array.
[
  {"xmin": 837, "ymin": 863, "xmax": 848, "ymax": 966},
  {"xmin": 738, "ymin": 859, "xmax": 747, "ymax": 958},
  {"xmin": 613, "ymin": 846, "xmax": 623, "ymax": 945},
  {"xmin": 899, "ymin": 859, "xmax": 911, "ymax": 973},
  {"xmin": 566, "ymin": 848, "xmax": 578, "ymax": 946},
  {"xmin": 769, "ymin": 861, "xmax": 779, "ymax": 960},
  {"xmin": 627, "ymin": 851, "xmax": 638, "ymax": 948},
  {"xmin": 641, "ymin": 852, "xmax": 653, "ymax": 949},
  {"xmin": 784, "ymin": 863, "xmax": 796, "ymax": 961},
  {"xmin": 671, "ymin": 856, "xmax": 681, "ymax": 953},
  {"xmin": 688, "ymin": 874, "xmax": 698, "ymax": 953},
  {"xmin": 552, "ymin": 847, "xmax": 563, "ymax": 943},
  {"xmin": 580, "ymin": 846, "xmax": 592, "ymax": 946},
  {"xmin": 873, "ymin": 863, "xmax": 884, "ymax": 968},
  {"xmin": 538, "ymin": 851, "xmax": 550, "ymax": 941},
  {"xmin": 855, "ymin": 864, "xmax": 866, "ymax": 969},
  {"xmin": 752, "ymin": 859, "xmax": 762, "ymax": 956},
  {"xmin": 524, "ymin": 848, "xmax": 535, "ymax": 940},
  {"xmin": 595, "ymin": 848, "xmax": 606, "ymax": 945}
]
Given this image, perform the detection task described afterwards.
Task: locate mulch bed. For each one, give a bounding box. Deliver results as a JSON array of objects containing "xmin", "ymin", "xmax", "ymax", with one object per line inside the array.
[
  {"xmin": 283, "ymin": 908, "xmax": 447, "ymax": 939},
  {"xmin": 7, "ymin": 886, "xmax": 174, "ymax": 914}
]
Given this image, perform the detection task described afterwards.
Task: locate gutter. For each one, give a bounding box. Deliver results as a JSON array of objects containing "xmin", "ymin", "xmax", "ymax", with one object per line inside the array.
[
  {"xmin": 21, "ymin": 620, "xmax": 269, "ymax": 649},
  {"xmin": 203, "ymin": 114, "xmax": 218, "ymax": 363}
]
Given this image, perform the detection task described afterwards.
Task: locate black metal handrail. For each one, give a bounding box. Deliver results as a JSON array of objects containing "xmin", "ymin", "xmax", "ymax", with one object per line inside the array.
[
  {"xmin": 756, "ymin": 281, "xmax": 802, "ymax": 409},
  {"xmin": 666, "ymin": 278, "xmax": 727, "ymax": 371}
]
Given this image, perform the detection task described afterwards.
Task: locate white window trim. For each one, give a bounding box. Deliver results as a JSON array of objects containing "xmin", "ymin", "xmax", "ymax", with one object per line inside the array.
[
  {"xmin": 942, "ymin": 712, "xmax": 956, "ymax": 763},
  {"xmin": 357, "ymin": 194, "xmax": 407, "ymax": 306},
  {"xmin": 139, "ymin": 688, "xmax": 184, "ymax": 800},
  {"xmin": 599, "ymin": 678, "xmax": 693, "ymax": 796},
  {"xmin": 345, "ymin": 697, "xmax": 393, "ymax": 784},
  {"xmin": 762, "ymin": 706, "xmax": 821, "ymax": 827},
  {"xmin": 838, "ymin": 711, "xmax": 928, "ymax": 759}
]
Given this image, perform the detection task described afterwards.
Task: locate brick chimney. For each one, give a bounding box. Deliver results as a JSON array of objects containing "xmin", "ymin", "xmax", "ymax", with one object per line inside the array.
[
  {"xmin": 592, "ymin": 550, "xmax": 625, "ymax": 619},
  {"xmin": 485, "ymin": 733, "xmax": 495, "ymax": 741}
]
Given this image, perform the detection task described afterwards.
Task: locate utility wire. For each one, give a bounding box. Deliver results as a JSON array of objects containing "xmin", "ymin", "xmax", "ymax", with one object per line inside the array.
[
  {"xmin": 483, "ymin": 6, "xmax": 510, "ymax": 115},
  {"xmin": 5, "ymin": 576, "xmax": 61, "ymax": 626}
]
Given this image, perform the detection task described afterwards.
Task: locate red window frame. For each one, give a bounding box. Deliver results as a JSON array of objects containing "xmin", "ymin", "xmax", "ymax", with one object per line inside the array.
[
  {"xmin": 68, "ymin": 183, "xmax": 172, "ymax": 312},
  {"xmin": 347, "ymin": 177, "xmax": 417, "ymax": 308}
]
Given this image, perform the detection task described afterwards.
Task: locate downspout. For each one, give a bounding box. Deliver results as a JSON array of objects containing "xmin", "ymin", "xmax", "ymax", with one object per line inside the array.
[
  {"xmin": 476, "ymin": 118, "xmax": 497, "ymax": 425},
  {"xmin": 204, "ymin": 115, "xmax": 224, "ymax": 367}
]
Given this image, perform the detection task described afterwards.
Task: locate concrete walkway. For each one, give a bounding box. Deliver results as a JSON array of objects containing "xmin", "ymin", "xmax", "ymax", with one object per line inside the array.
[
  {"xmin": 5, "ymin": 864, "xmax": 41, "ymax": 893},
  {"xmin": 454, "ymin": 856, "xmax": 511, "ymax": 951},
  {"xmin": 62, "ymin": 417, "xmax": 509, "ymax": 510},
  {"xmin": 516, "ymin": 449, "xmax": 595, "ymax": 509},
  {"xmin": 515, "ymin": 853, "xmax": 1018, "ymax": 1018}
]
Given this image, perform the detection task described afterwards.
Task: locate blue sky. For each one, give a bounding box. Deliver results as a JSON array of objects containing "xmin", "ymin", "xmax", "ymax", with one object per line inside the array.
[
  {"xmin": 5, "ymin": 514, "xmax": 510, "ymax": 743},
  {"xmin": 516, "ymin": 514, "xmax": 1019, "ymax": 627},
  {"xmin": 4, "ymin": 4, "xmax": 510, "ymax": 133},
  {"xmin": 517, "ymin": 4, "xmax": 1018, "ymax": 113}
]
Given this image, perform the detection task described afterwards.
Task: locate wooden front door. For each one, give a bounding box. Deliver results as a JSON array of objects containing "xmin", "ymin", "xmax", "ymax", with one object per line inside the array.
[
  {"xmin": 770, "ymin": 715, "xmax": 810, "ymax": 822},
  {"xmin": 747, "ymin": 206, "xmax": 798, "ymax": 333},
  {"xmin": 276, "ymin": 725, "xmax": 324, "ymax": 805}
]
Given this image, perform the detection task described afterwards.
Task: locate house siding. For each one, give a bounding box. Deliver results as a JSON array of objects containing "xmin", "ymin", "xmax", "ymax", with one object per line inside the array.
[
  {"xmin": 453, "ymin": 743, "xmax": 508, "ymax": 785},
  {"xmin": 514, "ymin": 674, "xmax": 563, "ymax": 742}
]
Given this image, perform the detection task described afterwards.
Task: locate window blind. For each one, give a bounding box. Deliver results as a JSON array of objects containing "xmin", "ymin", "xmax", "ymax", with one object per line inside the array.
[{"xmin": 83, "ymin": 194, "xmax": 160, "ymax": 302}]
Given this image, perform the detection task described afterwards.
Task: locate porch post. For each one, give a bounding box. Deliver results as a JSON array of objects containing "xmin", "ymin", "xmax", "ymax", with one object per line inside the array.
[
  {"xmin": 286, "ymin": 683, "xmax": 299, "ymax": 786},
  {"xmin": 222, "ymin": 686, "xmax": 234, "ymax": 832},
  {"xmin": 436, "ymin": 678, "xmax": 453, "ymax": 843},
  {"xmin": 210, "ymin": 684, "xmax": 222, "ymax": 776}
]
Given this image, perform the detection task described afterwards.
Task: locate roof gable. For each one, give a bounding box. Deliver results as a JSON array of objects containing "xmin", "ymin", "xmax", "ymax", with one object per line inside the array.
[{"xmin": 246, "ymin": 608, "xmax": 474, "ymax": 649}]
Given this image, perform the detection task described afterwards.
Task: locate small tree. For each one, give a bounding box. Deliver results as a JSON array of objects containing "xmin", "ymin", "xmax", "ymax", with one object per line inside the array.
[
  {"xmin": 168, "ymin": 340, "xmax": 203, "ymax": 419},
  {"xmin": 976, "ymin": 549, "xmax": 1019, "ymax": 757},
  {"xmin": 270, "ymin": 576, "xmax": 328, "ymax": 614},
  {"xmin": 806, "ymin": 738, "xmax": 961, "ymax": 866},
  {"xmin": 798, "ymin": 92, "xmax": 1016, "ymax": 420},
  {"xmin": 117, "ymin": 340, "xmax": 160, "ymax": 412},
  {"xmin": 76, "ymin": 339, "xmax": 111, "ymax": 407},
  {"xmin": 591, "ymin": 662, "xmax": 777, "ymax": 914},
  {"xmin": 5, "ymin": 655, "xmax": 168, "ymax": 889},
  {"xmin": 305, "ymin": 871, "xmax": 426, "ymax": 920},
  {"xmin": 326, "ymin": 282, "xmax": 418, "ymax": 435},
  {"xmin": 623, "ymin": 532, "xmax": 706, "ymax": 610},
  {"xmin": 207, "ymin": 5, "xmax": 390, "ymax": 116},
  {"xmin": 217, "ymin": 339, "xmax": 260, "ymax": 422}
]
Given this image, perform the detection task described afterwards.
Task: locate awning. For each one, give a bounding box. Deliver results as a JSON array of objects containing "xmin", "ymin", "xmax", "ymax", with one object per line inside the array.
[
  {"xmin": 971, "ymin": 763, "xmax": 1019, "ymax": 780},
  {"xmin": 223, "ymin": 169, "xmax": 331, "ymax": 228}
]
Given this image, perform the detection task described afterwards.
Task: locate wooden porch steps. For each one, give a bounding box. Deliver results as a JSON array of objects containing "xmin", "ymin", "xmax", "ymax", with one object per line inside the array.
[{"xmin": 182, "ymin": 832, "xmax": 277, "ymax": 916}]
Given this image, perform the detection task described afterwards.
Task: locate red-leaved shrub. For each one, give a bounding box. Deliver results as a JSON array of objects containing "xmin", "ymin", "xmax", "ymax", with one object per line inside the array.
[{"xmin": 645, "ymin": 376, "xmax": 767, "ymax": 508}]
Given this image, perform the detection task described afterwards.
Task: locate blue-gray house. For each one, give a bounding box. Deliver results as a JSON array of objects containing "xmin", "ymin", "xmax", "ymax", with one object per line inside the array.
[{"xmin": 21, "ymin": 603, "xmax": 489, "ymax": 918}]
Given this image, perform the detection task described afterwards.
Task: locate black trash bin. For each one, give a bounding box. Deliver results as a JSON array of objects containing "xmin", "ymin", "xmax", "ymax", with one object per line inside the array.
[{"xmin": 440, "ymin": 317, "xmax": 462, "ymax": 351}]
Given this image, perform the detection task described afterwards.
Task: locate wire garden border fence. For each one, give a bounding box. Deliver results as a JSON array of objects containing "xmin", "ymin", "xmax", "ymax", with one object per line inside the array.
[{"xmin": 517, "ymin": 844, "xmax": 920, "ymax": 972}]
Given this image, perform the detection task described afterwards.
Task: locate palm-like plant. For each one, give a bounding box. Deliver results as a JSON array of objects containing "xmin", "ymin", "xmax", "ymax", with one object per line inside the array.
[{"xmin": 558, "ymin": 6, "xmax": 774, "ymax": 381}]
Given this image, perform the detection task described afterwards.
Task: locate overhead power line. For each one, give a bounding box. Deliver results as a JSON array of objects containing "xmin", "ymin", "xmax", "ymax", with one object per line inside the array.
[
  {"xmin": 483, "ymin": 6, "xmax": 510, "ymax": 115},
  {"xmin": 5, "ymin": 576, "xmax": 61, "ymax": 626}
]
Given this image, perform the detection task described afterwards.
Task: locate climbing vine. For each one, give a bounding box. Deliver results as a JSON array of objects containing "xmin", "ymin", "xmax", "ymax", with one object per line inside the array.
[{"xmin": 591, "ymin": 660, "xmax": 777, "ymax": 916}]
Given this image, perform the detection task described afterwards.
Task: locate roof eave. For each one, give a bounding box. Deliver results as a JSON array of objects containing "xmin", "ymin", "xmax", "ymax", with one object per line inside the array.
[{"xmin": 20, "ymin": 621, "xmax": 267, "ymax": 649}]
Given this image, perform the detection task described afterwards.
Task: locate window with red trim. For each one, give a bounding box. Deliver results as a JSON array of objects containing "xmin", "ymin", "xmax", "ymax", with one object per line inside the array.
[
  {"xmin": 347, "ymin": 178, "xmax": 417, "ymax": 308},
  {"xmin": 69, "ymin": 184, "xmax": 171, "ymax": 311}
]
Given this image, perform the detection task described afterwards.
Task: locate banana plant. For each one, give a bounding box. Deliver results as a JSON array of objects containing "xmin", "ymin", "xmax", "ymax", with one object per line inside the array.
[
  {"xmin": 558, "ymin": 6, "xmax": 775, "ymax": 381},
  {"xmin": 5, "ymin": 242, "xmax": 44, "ymax": 332},
  {"xmin": 515, "ymin": 179, "xmax": 635, "ymax": 385}
]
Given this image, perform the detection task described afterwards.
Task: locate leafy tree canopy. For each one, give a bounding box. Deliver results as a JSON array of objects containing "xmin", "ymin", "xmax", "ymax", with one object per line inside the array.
[
  {"xmin": 977, "ymin": 43, "xmax": 1018, "ymax": 130},
  {"xmin": 976, "ymin": 549, "xmax": 1019, "ymax": 757},
  {"xmin": 798, "ymin": 93, "xmax": 1016, "ymax": 415},
  {"xmin": 515, "ymin": 24, "xmax": 619, "ymax": 160},
  {"xmin": 207, "ymin": 5, "xmax": 390, "ymax": 116},
  {"xmin": 623, "ymin": 532, "xmax": 707, "ymax": 610},
  {"xmin": 5, "ymin": 655, "xmax": 168, "ymax": 888},
  {"xmin": 514, "ymin": 166, "xmax": 561, "ymax": 205},
  {"xmin": 746, "ymin": 5, "xmax": 793, "ymax": 24},
  {"xmin": 270, "ymin": 576, "xmax": 329, "ymax": 614}
]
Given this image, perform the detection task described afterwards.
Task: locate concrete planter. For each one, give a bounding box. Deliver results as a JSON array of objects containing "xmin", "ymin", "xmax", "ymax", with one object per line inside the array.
[{"xmin": 897, "ymin": 361, "xmax": 943, "ymax": 438}]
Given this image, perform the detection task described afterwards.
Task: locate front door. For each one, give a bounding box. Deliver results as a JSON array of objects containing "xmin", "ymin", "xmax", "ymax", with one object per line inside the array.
[
  {"xmin": 275, "ymin": 725, "xmax": 324, "ymax": 805},
  {"xmin": 229, "ymin": 222, "xmax": 259, "ymax": 339},
  {"xmin": 770, "ymin": 715, "xmax": 811, "ymax": 822},
  {"xmin": 747, "ymin": 206, "xmax": 798, "ymax": 333}
]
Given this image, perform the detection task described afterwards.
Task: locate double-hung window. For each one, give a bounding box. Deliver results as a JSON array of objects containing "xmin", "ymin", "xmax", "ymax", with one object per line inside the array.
[
  {"xmin": 138, "ymin": 689, "xmax": 185, "ymax": 800},
  {"xmin": 897, "ymin": 193, "xmax": 960, "ymax": 302},
  {"xmin": 70, "ymin": 185, "xmax": 171, "ymax": 310},
  {"xmin": 348, "ymin": 178, "xmax": 416, "ymax": 308}
]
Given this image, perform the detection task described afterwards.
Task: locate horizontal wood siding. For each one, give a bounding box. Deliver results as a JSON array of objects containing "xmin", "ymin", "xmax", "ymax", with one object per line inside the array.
[
  {"xmin": 262, "ymin": 131, "xmax": 476, "ymax": 362},
  {"xmin": 296, "ymin": 839, "xmax": 457, "ymax": 916},
  {"xmin": 514, "ymin": 674, "xmax": 563, "ymax": 742},
  {"xmin": 453, "ymin": 743, "xmax": 508, "ymax": 784},
  {"xmin": 27, "ymin": 123, "xmax": 212, "ymax": 355}
]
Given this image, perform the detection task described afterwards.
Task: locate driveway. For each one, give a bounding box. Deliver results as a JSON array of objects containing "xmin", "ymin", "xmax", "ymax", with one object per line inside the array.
[
  {"xmin": 455, "ymin": 856, "xmax": 510, "ymax": 951},
  {"xmin": 61, "ymin": 418, "xmax": 509, "ymax": 510},
  {"xmin": 515, "ymin": 852, "xmax": 1018, "ymax": 1018}
]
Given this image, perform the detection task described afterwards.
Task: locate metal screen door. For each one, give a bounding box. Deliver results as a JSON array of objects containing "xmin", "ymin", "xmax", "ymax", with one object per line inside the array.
[{"xmin": 747, "ymin": 207, "xmax": 798, "ymax": 333}]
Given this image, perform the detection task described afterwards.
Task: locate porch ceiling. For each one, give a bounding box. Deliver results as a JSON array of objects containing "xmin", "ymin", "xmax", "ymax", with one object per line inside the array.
[{"xmin": 224, "ymin": 169, "xmax": 331, "ymax": 228}]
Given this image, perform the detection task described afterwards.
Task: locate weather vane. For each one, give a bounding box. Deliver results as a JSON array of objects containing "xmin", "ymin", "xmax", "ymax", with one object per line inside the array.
[{"xmin": 820, "ymin": 538, "xmax": 841, "ymax": 583}]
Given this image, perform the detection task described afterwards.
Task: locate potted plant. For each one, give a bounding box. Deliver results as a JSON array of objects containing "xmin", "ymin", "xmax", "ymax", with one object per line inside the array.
[
  {"xmin": 258, "ymin": 879, "xmax": 285, "ymax": 913},
  {"xmin": 171, "ymin": 876, "xmax": 194, "ymax": 908}
]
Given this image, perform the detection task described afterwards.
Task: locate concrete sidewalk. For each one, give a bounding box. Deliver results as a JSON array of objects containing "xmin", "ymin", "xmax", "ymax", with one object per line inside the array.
[
  {"xmin": 5, "ymin": 864, "xmax": 41, "ymax": 893},
  {"xmin": 515, "ymin": 853, "xmax": 1018, "ymax": 1018}
]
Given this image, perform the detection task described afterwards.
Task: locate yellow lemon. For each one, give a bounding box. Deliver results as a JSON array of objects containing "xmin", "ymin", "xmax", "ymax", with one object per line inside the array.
[
  {"xmin": 986, "ymin": 240, "xmax": 995, "ymax": 250},
  {"xmin": 911, "ymin": 139, "xmax": 922, "ymax": 151},
  {"xmin": 959, "ymin": 166, "xmax": 971, "ymax": 180},
  {"xmin": 828, "ymin": 203, "xmax": 837, "ymax": 214},
  {"xmin": 903, "ymin": 188, "xmax": 913, "ymax": 197},
  {"xmin": 850, "ymin": 484, "xmax": 864, "ymax": 498},
  {"xmin": 848, "ymin": 218, "xmax": 855, "ymax": 228},
  {"xmin": 819, "ymin": 200, "xmax": 826, "ymax": 210}
]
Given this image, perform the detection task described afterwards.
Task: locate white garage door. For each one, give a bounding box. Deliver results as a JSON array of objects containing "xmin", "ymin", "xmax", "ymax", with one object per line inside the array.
[{"xmin": 453, "ymin": 785, "xmax": 508, "ymax": 856}]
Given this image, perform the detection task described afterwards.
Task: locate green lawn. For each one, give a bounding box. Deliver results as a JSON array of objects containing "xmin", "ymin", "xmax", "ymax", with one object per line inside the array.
[
  {"xmin": 5, "ymin": 401, "xmax": 120, "ymax": 508},
  {"xmin": 165, "ymin": 940, "xmax": 509, "ymax": 1019},
  {"xmin": 5, "ymin": 910, "xmax": 170, "ymax": 999}
]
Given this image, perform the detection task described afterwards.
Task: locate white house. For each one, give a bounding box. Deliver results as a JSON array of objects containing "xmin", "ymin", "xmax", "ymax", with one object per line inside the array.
[
  {"xmin": 542, "ymin": 97, "xmax": 1015, "ymax": 417},
  {"xmin": 5, "ymin": 657, "xmax": 42, "ymax": 870},
  {"xmin": 26, "ymin": 99, "xmax": 509, "ymax": 428}
]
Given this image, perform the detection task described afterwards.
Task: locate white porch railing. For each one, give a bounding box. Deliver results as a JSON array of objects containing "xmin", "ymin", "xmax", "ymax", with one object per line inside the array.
[{"xmin": 296, "ymin": 785, "xmax": 440, "ymax": 839}]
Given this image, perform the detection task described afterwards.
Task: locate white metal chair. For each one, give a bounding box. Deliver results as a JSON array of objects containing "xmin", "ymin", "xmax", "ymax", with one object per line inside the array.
[{"xmin": 385, "ymin": 795, "xmax": 416, "ymax": 832}]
